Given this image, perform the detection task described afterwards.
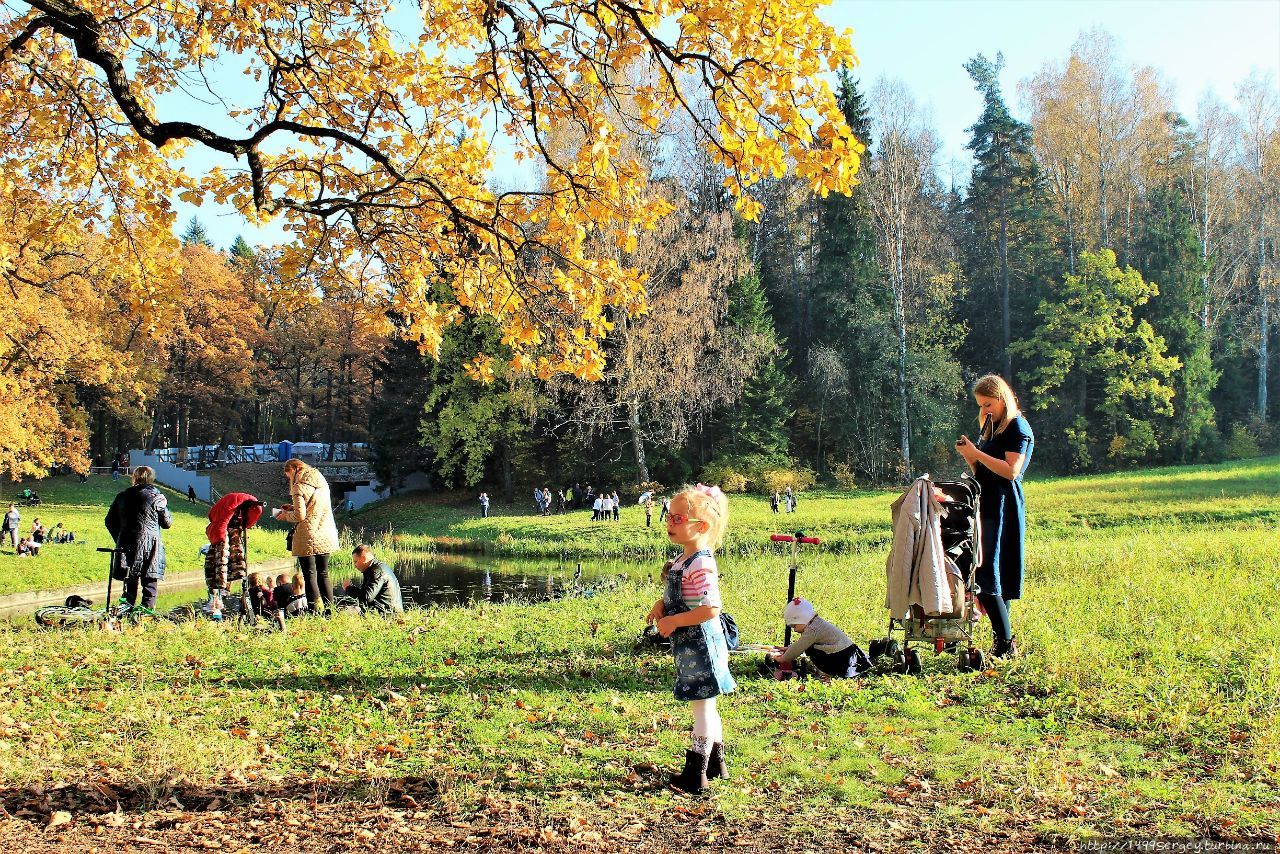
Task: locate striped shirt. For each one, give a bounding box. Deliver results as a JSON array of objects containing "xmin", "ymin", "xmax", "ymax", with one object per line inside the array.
[{"xmin": 677, "ymin": 551, "xmax": 722, "ymax": 610}]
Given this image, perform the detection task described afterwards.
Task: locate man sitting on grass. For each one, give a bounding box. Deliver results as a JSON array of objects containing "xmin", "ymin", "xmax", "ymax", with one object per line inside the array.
[{"xmin": 352, "ymin": 544, "xmax": 404, "ymax": 614}]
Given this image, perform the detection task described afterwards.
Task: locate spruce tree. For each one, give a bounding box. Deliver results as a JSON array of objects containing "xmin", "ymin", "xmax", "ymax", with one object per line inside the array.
[
  {"xmin": 228, "ymin": 235, "xmax": 255, "ymax": 267},
  {"xmin": 807, "ymin": 66, "xmax": 896, "ymax": 477},
  {"xmin": 1133, "ymin": 183, "xmax": 1218, "ymax": 462},
  {"xmin": 724, "ymin": 270, "xmax": 792, "ymax": 457},
  {"xmin": 180, "ymin": 216, "xmax": 216, "ymax": 248},
  {"xmin": 961, "ymin": 53, "xmax": 1057, "ymax": 378}
]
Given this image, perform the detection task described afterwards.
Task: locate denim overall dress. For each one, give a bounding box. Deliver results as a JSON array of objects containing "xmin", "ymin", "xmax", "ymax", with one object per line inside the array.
[{"xmin": 665, "ymin": 550, "xmax": 736, "ymax": 701}]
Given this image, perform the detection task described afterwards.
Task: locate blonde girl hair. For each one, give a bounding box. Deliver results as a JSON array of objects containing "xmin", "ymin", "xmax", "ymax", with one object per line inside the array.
[
  {"xmin": 131, "ymin": 465, "xmax": 155, "ymax": 486},
  {"xmin": 972, "ymin": 374, "xmax": 1021, "ymax": 440},
  {"xmin": 673, "ymin": 483, "xmax": 731, "ymax": 549},
  {"xmin": 291, "ymin": 573, "xmax": 305, "ymax": 594}
]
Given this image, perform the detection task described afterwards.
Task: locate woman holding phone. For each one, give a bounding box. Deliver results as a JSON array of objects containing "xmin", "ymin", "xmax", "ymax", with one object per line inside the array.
[
  {"xmin": 276, "ymin": 459, "xmax": 340, "ymax": 615},
  {"xmin": 955, "ymin": 374, "xmax": 1034, "ymax": 658}
]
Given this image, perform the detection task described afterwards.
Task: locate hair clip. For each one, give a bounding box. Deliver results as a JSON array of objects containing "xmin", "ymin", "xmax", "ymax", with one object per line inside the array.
[{"xmin": 694, "ymin": 482, "xmax": 724, "ymax": 499}]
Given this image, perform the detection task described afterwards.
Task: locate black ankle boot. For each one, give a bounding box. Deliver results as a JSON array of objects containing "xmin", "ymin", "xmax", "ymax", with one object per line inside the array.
[
  {"xmin": 707, "ymin": 742, "xmax": 729, "ymax": 781},
  {"xmin": 993, "ymin": 635, "xmax": 1019, "ymax": 659},
  {"xmin": 669, "ymin": 749, "xmax": 710, "ymax": 794}
]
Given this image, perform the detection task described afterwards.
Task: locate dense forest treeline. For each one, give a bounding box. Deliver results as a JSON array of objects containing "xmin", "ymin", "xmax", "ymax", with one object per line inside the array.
[{"xmin": 5, "ymin": 29, "xmax": 1277, "ymax": 494}]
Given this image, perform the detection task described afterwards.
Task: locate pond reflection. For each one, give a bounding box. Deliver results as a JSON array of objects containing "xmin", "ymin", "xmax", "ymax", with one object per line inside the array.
[{"xmin": 333, "ymin": 552, "xmax": 624, "ymax": 607}]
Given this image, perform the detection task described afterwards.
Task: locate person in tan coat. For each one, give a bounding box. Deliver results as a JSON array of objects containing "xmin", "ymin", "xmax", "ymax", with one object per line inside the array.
[{"xmin": 274, "ymin": 459, "xmax": 340, "ymax": 615}]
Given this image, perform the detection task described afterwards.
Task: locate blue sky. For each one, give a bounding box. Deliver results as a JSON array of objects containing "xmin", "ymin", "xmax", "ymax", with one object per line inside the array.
[{"xmin": 172, "ymin": 0, "xmax": 1280, "ymax": 249}]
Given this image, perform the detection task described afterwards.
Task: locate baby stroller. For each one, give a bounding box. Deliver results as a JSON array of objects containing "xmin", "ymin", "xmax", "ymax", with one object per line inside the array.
[{"xmin": 871, "ymin": 474, "xmax": 984, "ymax": 674}]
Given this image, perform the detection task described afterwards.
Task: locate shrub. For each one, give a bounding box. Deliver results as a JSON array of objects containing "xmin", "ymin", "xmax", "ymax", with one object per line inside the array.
[
  {"xmin": 1225, "ymin": 423, "xmax": 1261, "ymax": 460},
  {"xmin": 760, "ymin": 466, "xmax": 816, "ymax": 494},
  {"xmin": 830, "ymin": 462, "xmax": 857, "ymax": 491},
  {"xmin": 629, "ymin": 481, "xmax": 665, "ymax": 500},
  {"xmin": 699, "ymin": 459, "xmax": 751, "ymax": 493}
]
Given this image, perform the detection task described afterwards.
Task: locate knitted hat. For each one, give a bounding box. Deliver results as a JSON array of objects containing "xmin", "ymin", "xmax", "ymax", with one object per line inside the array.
[{"xmin": 783, "ymin": 597, "xmax": 815, "ymax": 625}]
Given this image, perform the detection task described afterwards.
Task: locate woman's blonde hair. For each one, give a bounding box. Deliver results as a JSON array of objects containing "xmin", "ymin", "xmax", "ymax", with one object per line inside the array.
[
  {"xmin": 282, "ymin": 459, "xmax": 309, "ymax": 480},
  {"xmin": 291, "ymin": 573, "xmax": 305, "ymax": 594},
  {"xmin": 673, "ymin": 484, "xmax": 731, "ymax": 549},
  {"xmin": 132, "ymin": 465, "xmax": 155, "ymax": 486},
  {"xmin": 972, "ymin": 374, "xmax": 1021, "ymax": 440}
]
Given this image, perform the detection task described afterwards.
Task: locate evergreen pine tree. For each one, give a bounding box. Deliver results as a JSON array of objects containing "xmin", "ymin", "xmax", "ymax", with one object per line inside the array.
[
  {"xmin": 180, "ymin": 216, "xmax": 216, "ymax": 248},
  {"xmin": 724, "ymin": 270, "xmax": 792, "ymax": 457},
  {"xmin": 1133, "ymin": 182, "xmax": 1218, "ymax": 462},
  {"xmin": 368, "ymin": 333, "xmax": 437, "ymax": 488},
  {"xmin": 228, "ymin": 235, "xmax": 255, "ymax": 267},
  {"xmin": 807, "ymin": 66, "xmax": 898, "ymax": 477},
  {"xmin": 961, "ymin": 52, "xmax": 1058, "ymax": 378}
]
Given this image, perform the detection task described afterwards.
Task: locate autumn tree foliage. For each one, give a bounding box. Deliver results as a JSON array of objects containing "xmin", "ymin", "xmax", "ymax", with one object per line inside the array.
[
  {"xmin": 0, "ymin": 0, "xmax": 863, "ymax": 386},
  {"xmin": 0, "ymin": 183, "xmax": 155, "ymax": 477}
]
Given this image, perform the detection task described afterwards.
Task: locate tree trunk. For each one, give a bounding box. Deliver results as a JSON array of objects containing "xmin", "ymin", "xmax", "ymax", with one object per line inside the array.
[
  {"xmin": 628, "ymin": 401, "xmax": 651, "ymax": 485},
  {"xmin": 1201, "ymin": 190, "xmax": 1211, "ymax": 331},
  {"xmin": 998, "ymin": 170, "xmax": 1011, "ymax": 379},
  {"xmin": 893, "ymin": 235, "xmax": 911, "ymax": 478},
  {"xmin": 1260, "ymin": 224, "xmax": 1270, "ymax": 421}
]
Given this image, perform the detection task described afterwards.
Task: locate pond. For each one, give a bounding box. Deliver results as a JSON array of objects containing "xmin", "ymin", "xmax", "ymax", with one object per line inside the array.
[{"xmin": 330, "ymin": 552, "xmax": 633, "ymax": 608}]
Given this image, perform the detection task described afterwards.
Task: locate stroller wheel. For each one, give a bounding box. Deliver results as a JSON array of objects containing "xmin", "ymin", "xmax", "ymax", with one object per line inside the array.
[
  {"xmin": 869, "ymin": 638, "xmax": 886, "ymax": 659},
  {"xmin": 892, "ymin": 650, "xmax": 908, "ymax": 674},
  {"xmin": 957, "ymin": 648, "xmax": 972, "ymax": 671},
  {"xmin": 904, "ymin": 649, "xmax": 922, "ymax": 675},
  {"xmin": 885, "ymin": 639, "xmax": 900, "ymax": 660},
  {"xmin": 969, "ymin": 649, "xmax": 985, "ymax": 672}
]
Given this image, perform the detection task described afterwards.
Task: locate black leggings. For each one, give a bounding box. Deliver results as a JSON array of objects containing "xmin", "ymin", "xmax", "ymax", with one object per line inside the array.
[
  {"xmin": 978, "ymin": 592, "xmax": 1012, "ymax": 645},
  {"xmin": 298, "ymin": 553, "xmax": 333, "ymax": 614}
]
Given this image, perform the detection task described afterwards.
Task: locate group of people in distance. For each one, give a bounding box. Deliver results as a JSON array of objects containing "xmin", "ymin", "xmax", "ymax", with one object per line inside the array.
[{"xmin": 2, "ymin": 504, "xmax": 76, "ymax": 557}]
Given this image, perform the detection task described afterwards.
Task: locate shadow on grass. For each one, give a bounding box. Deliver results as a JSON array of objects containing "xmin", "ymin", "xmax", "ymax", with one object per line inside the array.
[
  {"xmin": 0, "ymin": 774, "xmax": 450, "ymax": 821},
  {"xmin": 211, "ymin": 646, "xmax": 676, "ymax": 696}
]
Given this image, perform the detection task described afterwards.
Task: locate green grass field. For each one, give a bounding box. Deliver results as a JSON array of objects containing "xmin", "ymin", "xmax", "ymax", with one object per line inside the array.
[
  {"xmin": 0, "ymin": 457, "xmax": 1277, "ymax": 847},
  {"xmin": 0, "ymin": 476, "xmax": 287, "ymax": 596}
]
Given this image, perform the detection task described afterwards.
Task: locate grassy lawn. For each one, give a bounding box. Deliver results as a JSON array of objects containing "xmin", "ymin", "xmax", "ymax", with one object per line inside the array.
[
  {"xmin": 0, "ymin": 476, "xmax": 287, "ymax": 596},
  {"xmin": 0, "ymin": 457, "xmax": 1277, "ymax": 847},
  {"xmin": 351, "ymin": 455, "xmax": 1280, "ymax": 560}
]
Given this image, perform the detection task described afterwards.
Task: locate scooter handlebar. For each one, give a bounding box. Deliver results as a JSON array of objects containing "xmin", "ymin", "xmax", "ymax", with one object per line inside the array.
[
  {"xmin": 770, "ymin": 534, "xmax": 794, "ymax": 543},
  {"xmin": 800, "ymin": 536, "xmax": 821, "ymax": 545}
]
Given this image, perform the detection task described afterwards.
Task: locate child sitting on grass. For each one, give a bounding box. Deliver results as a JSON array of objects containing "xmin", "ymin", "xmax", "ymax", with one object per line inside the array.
[{"xmin": 768, "ymin": 598, "xmax": 869, "ymax": 679}]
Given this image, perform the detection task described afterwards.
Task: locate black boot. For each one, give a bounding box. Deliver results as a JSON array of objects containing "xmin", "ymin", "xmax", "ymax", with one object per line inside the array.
[
  {"xmin": 707, "ymin": 742, "xmax": 729, "ymax": 781},
  {"xmin": 669, "ymin": 749, "xmax": 710, "ymax": 794},
  {"xmin": 993, "ymin": 635, "xmax": 1019, "ymax": 659}
]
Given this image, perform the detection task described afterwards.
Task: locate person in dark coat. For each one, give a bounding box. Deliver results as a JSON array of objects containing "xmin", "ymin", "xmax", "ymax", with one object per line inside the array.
[
  {"xmin": 352, "ymin": 544, "xmax": 404, "ymax": 614},
  {"xmin": 105, "ymin": 466, "xmax": 173, "ymax": 609}
]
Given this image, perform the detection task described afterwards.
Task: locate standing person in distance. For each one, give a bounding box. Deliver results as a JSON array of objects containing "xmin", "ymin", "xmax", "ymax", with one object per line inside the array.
[
  {"xmin": 479, "ymin": 492, "xmax": 490, "ymax": 518},
  {"xmin": 646, "ymin": 484, "xmax": 736, "ymax": 795},
  {"xmin": 104, "ymin": 466, "xmax": 172, "ymax": 609},
  {"xmin": 955, "ymin": 374, "xmax": 1034, "ymax": 659},
  {"xmin": 275, "ymin": 459, "xmax": 341, "ymax": 617}
]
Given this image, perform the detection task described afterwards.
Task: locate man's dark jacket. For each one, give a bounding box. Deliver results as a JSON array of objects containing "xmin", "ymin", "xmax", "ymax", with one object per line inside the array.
[{"xmin": 359, "ymin": 560, "xmax": 404, "ymax": 614}]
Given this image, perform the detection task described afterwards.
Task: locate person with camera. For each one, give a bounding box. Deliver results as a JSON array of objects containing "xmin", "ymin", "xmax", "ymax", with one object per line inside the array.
[
  {"xmin": 105, "ymin": 465, "xmax": 173, "ymax": 609},
  {"xmin": 275, "ymin": 459, "xmax": 340, "ymax": 616},
  {"xmin": 954, "ymin": 374, "xmax": 1034, "ymax": 659}
]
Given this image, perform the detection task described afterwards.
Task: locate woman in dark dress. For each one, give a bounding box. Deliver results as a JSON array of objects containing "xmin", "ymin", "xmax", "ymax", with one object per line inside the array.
[{"xmin": 955, "ymin": 374, "xmax": 1034, "ymax": 658}]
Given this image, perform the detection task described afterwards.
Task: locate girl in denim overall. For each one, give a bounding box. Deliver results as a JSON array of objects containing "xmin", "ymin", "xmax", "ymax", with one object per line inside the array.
[{"xmin": 646, "ymin": 484, "xmax": 735, "ymax": 794}]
